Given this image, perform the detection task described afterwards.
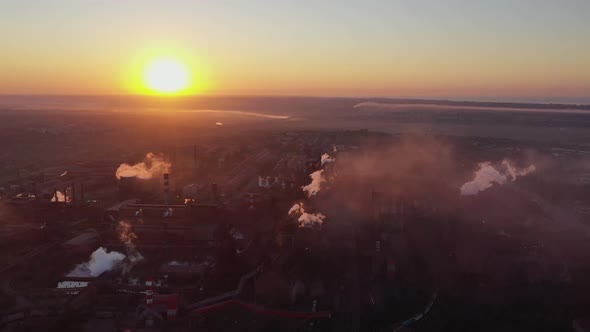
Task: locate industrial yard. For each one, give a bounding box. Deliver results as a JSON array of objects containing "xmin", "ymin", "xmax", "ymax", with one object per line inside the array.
[{"xmin": 1, "ymin": 100, "xmax": 590, "ymax": 331}]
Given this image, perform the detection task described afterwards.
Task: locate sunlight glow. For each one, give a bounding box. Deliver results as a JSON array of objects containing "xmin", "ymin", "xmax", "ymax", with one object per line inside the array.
[{"xmin": 143, "ymin": 58, "xmax": 190, "ymax": 94}]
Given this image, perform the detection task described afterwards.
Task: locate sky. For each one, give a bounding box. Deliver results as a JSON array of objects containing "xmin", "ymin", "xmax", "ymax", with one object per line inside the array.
[{"xmin": 1, "ymin": 0, "xmax": 589, "ymax": 101}]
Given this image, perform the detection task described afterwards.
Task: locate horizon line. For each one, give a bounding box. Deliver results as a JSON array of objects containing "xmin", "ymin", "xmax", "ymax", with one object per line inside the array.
[{"xmin": 1, "ymin": 93, "xmax": 589, "ymax": 107}]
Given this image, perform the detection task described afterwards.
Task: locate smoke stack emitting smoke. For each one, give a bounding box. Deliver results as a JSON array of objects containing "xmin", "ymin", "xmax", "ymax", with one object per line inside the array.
[
  {"xmin": 460, "ymin": 160, "xmax": 536, "ymax": 195},
  {"xmin": 115, "ymin": 152, "xmax": 171, "ymax": 180},
  {"xmin": 301, "ymin": 151, "xmax": 336, "ymax": 197},
  {"xmin": 293, "ymin": 151, "xmax": 336, "ymax": 225}
]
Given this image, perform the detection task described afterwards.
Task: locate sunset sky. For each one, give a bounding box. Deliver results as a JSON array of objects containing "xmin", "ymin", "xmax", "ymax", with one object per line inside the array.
[{"xmin": 1, "ymin": 0, "xmax": 589, "ymax": 100}]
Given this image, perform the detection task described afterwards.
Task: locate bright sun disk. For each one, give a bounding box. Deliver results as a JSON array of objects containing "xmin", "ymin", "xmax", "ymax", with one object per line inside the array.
[{"xmin": 143, "ymin": 58, "xmax": 189, "ymax": 94}]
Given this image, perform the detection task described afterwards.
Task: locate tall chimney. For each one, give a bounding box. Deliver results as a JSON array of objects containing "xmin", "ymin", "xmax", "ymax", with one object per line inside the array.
[{"xmin": 63, "ymin": 187, "xmax": 68, "ymax": 204}]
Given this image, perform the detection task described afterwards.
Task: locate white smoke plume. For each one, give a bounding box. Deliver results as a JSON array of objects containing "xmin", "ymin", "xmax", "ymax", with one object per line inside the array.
[
  {"xmin": 288, "ymin": 202, "xmax": 326, "ymax": 228},
  {"xmin": 460, "ymin": 162, "xmax": 506, "ymax": 195},
  {"xmin": 115, "ymin": 152, "xmax": 171, "ymax": 180},
  {"xmin": 68, "ymin": 247, "xmax": 125, "ymax": 277},
  {"xmin": 216, "ymin": 122, "xmax": 224, "ymax": 126},
  {"xmin": 460, "ymin": 160, "xmax": 536, "ymax": 195},
  {"xmin": 321, "ymin": 153, "xmax": 335, "ymax": 166},
  {"xmin": 302, "ymin": 170, "xmax": 326, "ymax": 197}
]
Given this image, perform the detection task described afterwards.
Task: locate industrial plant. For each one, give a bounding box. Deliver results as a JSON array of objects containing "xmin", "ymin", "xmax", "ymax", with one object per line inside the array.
[{"xmin": 1, "ymin": 116, "xmax": 590, "ymax": 331}]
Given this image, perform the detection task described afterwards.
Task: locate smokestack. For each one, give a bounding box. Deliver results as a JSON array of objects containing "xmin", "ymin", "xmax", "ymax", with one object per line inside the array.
[
  {"xmin": 63, "ymin": 187, "xmax": 68, "ymax": 204},
  {"xmin": 163, "ymin": 173, "xmax": 169, "ymax": 204}
]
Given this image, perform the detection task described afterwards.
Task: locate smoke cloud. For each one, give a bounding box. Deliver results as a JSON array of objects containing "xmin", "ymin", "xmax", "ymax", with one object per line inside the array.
[
  {"xmin": 68, "ymin": 247, "xmax": 125, "ymax": 277},
  {"xmin": 460, "ymin": 162, "xmax": 507, "ymax": 195},
  {"xmin": 115, "ymin": 152, "xmax": 171, "ymax": 180},
  {"xmin": 302, "ymin": 170, "xmax": 326, "ymax": 197},
  {"xmin": 460, "ymin": 160, "xmax": 536, "ymax": 195},
  {"xmin": 288, "ymin": 202, "xmax": 326, "ymax": 228}
]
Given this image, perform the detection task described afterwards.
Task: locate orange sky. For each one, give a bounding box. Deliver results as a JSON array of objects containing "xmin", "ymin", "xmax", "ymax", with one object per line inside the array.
[{"xmin": 1, "ymin": 1, "xmax": 588, "ymax": 100}]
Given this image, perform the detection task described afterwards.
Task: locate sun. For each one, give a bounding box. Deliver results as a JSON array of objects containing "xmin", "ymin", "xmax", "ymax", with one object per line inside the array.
[{"xmin": 143, "ymin": 58, "xmax": 190, "ymax": 94}]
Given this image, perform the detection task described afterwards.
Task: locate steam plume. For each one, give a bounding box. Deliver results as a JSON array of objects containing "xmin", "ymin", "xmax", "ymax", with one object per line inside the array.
[
  {"xmin": 115, "ymin": 152, "xmax": 171, "ymax": 180},
  {"xmin": 460, "ymin": 162, "xmax": 506, "ymax": 195},
  {"xmin": 68, "ymin": 247, "xmax": 125, "ymax": 277},
  {"xmin": 460, "ymin": 160, "xmax": 536, "ymax": 195},
  {"xmin": 302, "ymin": 170, "xmax": 326, "ymax": 197}
]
